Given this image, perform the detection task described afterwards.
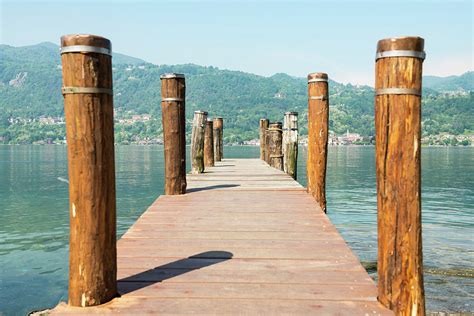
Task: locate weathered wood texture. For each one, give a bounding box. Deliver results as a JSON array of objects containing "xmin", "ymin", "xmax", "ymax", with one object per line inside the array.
[
  {"xmin": 213, "ymin": 117, "xmax": 224, "ymax": 161},
  {"xmin": 259, "ymin": 118, "xmax": 269, "ymax": 160},
  {"xmin": 307, "ymin": 72, "xmax": 329, "ymax": 213},
  {"xmin": 50, "ymin": 159, "xmax": 392, "ymax": 315},
  {"xmin": 268, "ymin": 122, "xmax": 284, "ymax": 170},
  {"xmin": 191, "ymin": 111, "xmax": 208, "ymax": 174},
  {"xmin": 204, "ymin": 119, "xmax": 214, "ymax": 167},
  {"xmin": 60, "ymin": 34, "xmax": 117, "ymax": 306},
  {"xmin": 264, "ymin": 128, "xmax": 271, "ymax": 164},
  {"xmin": 375, "ymin": 36, "xmax": 425, "ymax": 315},
  {"xmin": 283, "ymin": 112, "xmax": 298, "ymax": 179},
  {"xmin": 161, "ymin": 73, "xmax": 187, "ymax": 195}
]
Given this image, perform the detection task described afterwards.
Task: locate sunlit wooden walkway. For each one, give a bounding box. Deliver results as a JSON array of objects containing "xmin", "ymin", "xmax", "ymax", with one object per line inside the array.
[{"xmin": 52, "ymin": 159, "xmax": 392, "ymax": 315}]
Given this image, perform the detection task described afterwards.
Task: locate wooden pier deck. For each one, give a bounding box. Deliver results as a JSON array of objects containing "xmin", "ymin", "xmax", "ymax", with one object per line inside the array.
[{"xmin": 52, "ymin": 158, "xmax": 392, "ymax": 315}]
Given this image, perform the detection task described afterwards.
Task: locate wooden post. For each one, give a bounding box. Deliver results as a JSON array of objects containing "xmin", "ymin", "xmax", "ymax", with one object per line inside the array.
[
  {"xmin": 283, "ymin": 112, "xmax": 298, "ymax": 179},
  {"xmin": 375, "ymin": 36, "xmax": 426, "ymax": 315},
  {"xmin": 204, "ymin": 119, "xmax": 215, "ymax": 167},
  {"xmin": 264, "ymin": 128, "xmax": 271, "ymax": 164},
  {"xmin": 259, "ymin": 118, "xmax": 269, "ymax": 160},
  {"xmin": 60, "ymin": 34, "xmax": 117, "ymax": 306},
  {"xmin": 307, "ymin": 72, "xmax": 329, "ymax": 213},
  {"xmin": 191, "ymin": 110, "xmax": 208, "ymax": 173},
  {"xmin": 268, "ymin": 122, "xmax": 284, "ymax": 170},
  {"xmin": 161, "ymin": 73, "xmax": 187, "ymax": 195},
  {"xmin": 213, "ymin": 117, "xmax": 223, "ymax": 161}
]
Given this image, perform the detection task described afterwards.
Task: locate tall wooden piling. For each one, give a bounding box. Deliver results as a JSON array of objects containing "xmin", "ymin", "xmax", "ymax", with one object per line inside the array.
[
  {"xmin": 161, "ymin": 73, "xmax": 187, "ymax": 195},
  {"xmin": 283, "ymin": 112, "xmax": 298, "ymax": 179},
  {"xmin": 264, "ymin": 128, "xmax": 271, "ymax": 164},
  {"xmin": 213, "ymin": 117, "xmax": 224, "ymax": 161},
  {"xmin": 60, "ymin": 34, "xmax": 117, "ymax": 306},
  {"xmin": 191, "ymin": 111, "xmax": 208, "ymax": 173},
  {"xmin": 307, "ymin": 72, "xmax": 329, "ymax": 213},
  {"xmin": 204, "ymin": 119, "xmax": 215, "ymax": 167},
  {"xmin": 375, "ymin": 36, "xmax": 426, "ymax": 315},
  {"xmin": 259, "ymin": 118, "xmax": 269, "ymax": 160},
  {"xmin": 268, "ymin": 122, "xmax": 284, "ymax": 170}
]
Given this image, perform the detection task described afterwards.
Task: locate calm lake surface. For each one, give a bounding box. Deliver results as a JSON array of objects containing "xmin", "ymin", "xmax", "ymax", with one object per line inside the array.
[{"xmin": 0, "ymin": 145, "xmax": 472, "ymax": 315}]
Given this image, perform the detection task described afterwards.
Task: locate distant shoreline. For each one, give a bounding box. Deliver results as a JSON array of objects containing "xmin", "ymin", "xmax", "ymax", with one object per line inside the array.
[{"xmin": 0, "ymin": 143, "xmax": 472, "ymax": 147}]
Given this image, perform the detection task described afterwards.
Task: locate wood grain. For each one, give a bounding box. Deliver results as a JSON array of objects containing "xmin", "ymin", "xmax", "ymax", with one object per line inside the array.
[
  {"xmin": 283, "ymin": 112, "xmax": 298, "ymax": 179},
  {"xmin": 52, "ymin": 298, "xmax": 393, "ymax": 315},
  {"xmin": 268, "ymin": 122, "xmax": 284, "ymax": 170},
  {"xmin": 307, "ymin": 72, "xmax": 329, "ymax": 213},
  {"xmin": 375, "ymin": 36, "xmax": 425, "ymax": 315},
  {"xmin": 191, "ymin": 111, "xmax": 207, "ymax": 174},
  {"xmin": 204, "ymin": 119, "xmax": 215, "ymax": 167},
  {"xmin": 264, "ymin": 128, "xmax": 271, "ymax": 164},
  {"xmin": 161, "ymin": 74, "xmax": 187, "ymax": 195},
  {"xmin": 60, "ymin": 34, "xmax": 117, "ymax": 307},
  {"xmin": 259, "ymin": 118, "xmax": 269, "ymax": 160},
  {"xmin": 213, "ymin": 117, "xmax": 223, "ymax": 161}
]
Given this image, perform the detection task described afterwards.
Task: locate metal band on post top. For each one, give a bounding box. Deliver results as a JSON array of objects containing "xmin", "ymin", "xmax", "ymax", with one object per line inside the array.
[
  {"xmin": 162, "ymin": 97, "xmax": 184, "ymax": 102},
  {"xmin": 309, "ymin": 95, "xmax": 327, "ymax": 101},
  {"xmin": 375, "ymin": 88, "xmax": 421, "ymax": 96},
  {"xmin": 308, "ymin": 78, "xmax": 328, "ymax": 83},
  {"xmin": 376, "ymin": 50, "xmax": 426, "ymax": 61},
  {"xmin": 282, "ymin": 128, "xmax": 298, "ymax": 131},
  {"xmin": 160, "ymin": 73, "xmax": 185, "ymax": 79},
  {"xmin": 62, "ymin": 86, "xmax": 113, "ymax": 95},
  {"xmin": 60, "ymin": 45, "xmax": 112, "ymax": 56},
  {"xmin": 161, "ymin": 74, "xmax": 185, "ymax": 102}
]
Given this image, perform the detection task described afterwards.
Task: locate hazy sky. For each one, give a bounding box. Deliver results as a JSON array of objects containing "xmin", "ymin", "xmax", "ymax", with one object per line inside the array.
[{"xmin": 1, "ymin": 0, "xmax": 472, "ymax": 85}]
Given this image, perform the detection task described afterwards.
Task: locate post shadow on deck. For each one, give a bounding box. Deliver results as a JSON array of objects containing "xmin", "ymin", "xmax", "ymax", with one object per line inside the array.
[
  {"xmin": 186, "ymin": 184, "xmax": 240, "ymax": 193},
  {"xmin": 118, "ymin": 251, "xmax": 233, "ymax": 295}
]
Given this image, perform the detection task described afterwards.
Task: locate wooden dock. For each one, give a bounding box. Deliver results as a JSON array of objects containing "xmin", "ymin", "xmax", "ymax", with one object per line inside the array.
[{"xmin": 51, "ymin": 158, "xmax": 392, "ymax": 315}]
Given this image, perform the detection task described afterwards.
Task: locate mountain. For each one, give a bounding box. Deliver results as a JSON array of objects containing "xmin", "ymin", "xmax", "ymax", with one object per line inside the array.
[
  {"xmin": 0, "ymin": 42, "xmax": 472, "ymax": 144},
  {"xmin": 113, "ymin": 52, "xmax": 147, "ymax": 65},
  {"xmin": 0, "ymin": 42, "xmax": 147, "ymax": 65},
  {"xmin": 424, "ymin": 72, "xmax": 474, "ymax": 92}
]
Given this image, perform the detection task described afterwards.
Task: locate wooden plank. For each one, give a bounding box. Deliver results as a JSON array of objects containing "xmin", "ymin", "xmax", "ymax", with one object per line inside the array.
[
  {"xmin": 115, "ymin": 257, "xmax": 365, "ymax": 270},
  {"xmin": 117, "ymin": 238, "xmax": 350, "ymax": 250},
  {"xmin": 116, "ymin": 246, "xmax": 361, "ymax": 261},
  {"xmin": 116, "ymin": 268, "xmax": 374, "ymax": 285},
  {"xmin": 136, "ymin": 213, "xmax": 332, "ymax": 220},
  {"xmin": 52, "ymin": 298, "xmax": 392, "ymax": 315},
  {"xmin": 122, "ymin": 230, "xmax": 341, "ymax": 240},
  {"xmin": 127, "ymin": 223, "xmax": 338, "ymax": 232},
  {"xmin": 123, "ymin": 229, "xmax": 340, "ymax": 238},
  {"xmin": 128, "ymin": 219, "xmax": 336, "ymax": 226},
  {"xmin": 117, "ymin": 282, "xmax": 378, "ymax": 301}
]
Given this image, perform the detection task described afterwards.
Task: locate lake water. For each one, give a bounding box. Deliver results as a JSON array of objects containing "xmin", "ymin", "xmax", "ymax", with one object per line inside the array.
[{"xmin": 0, "ymin": 145, "xmax": 472, "ymax": 315}]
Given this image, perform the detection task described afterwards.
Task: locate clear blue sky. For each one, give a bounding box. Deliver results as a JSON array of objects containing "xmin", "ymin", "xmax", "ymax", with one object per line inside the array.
[{"xmin": 1, "ymin": 0, "xmax": 472, "ymax": 85}]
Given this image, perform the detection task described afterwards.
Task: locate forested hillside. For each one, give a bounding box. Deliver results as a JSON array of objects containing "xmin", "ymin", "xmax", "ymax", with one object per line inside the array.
[{"xmin": 0, "ymin": 42, "xmax": 472, "ymax": 144}]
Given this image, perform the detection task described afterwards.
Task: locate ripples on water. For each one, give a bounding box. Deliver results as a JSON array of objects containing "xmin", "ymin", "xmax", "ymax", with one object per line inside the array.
[{"xmin": 0, "ymin": 145, "xmax": 472, "ymax": 314}]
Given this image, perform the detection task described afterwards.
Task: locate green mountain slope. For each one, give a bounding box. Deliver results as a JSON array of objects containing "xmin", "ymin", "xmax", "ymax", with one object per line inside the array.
[
  {"xmin": 0, "ymin": 42, "xmax": 472, "ymax": 144},
  {"xmin": 424, "ymin": 72, "xmax": 473, "ymax": 92}
]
